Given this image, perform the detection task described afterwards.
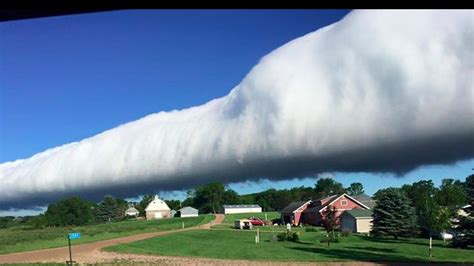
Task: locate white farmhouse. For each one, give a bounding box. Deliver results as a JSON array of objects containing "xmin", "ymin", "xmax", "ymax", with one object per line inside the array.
[
  {"xmin": 145, "ymin": 195, "xmax": 171, "ymax": 220},
  {"xmin": 222, "ymin": 204, "xmax": 262, "ymax": 214}
]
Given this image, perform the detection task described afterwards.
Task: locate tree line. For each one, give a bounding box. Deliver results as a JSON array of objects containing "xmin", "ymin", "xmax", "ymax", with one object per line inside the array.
[
  {"xmin": 371, "ymin": 174, "xmax": 473, "ymax": 248},
  {"xmin": 2, "ymin": 174, "xmax": 472, "ymax": 249}
]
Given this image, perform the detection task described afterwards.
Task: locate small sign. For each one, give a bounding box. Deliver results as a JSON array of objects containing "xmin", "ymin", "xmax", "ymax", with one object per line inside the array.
[{"xmin": 68, "ymin": 232, "xmax": 81, "ymax": 239}]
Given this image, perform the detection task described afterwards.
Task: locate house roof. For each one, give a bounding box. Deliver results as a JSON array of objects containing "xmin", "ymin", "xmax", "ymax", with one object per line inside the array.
[
  {"xmin": 343, "ymin": 209, "xmax": 373, "ymax": 218},
  {"xmin": 352, "ymin": 195, "xmax": 376, "ymax": 209},
  {"xmin": 125, "ymin": 207, "xmax": 138, "ymax": 213},
  {"xmin": 223, "ymin": 205, "xmax": 261, "ymax": 209},
  {"xmin": 145, "ymin": 195, "xmax": 171, "ymax": 211},
  {"xmin": 281, "ymin": 200, "xmax": 311, "ymax": 213},
  {"xmin": 319, "ymin": 193, "xmax": 370, "ymax": 212}
]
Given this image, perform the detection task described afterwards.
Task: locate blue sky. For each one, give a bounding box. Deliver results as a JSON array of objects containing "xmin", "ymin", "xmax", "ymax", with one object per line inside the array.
[{"xmin": 1, "ymin": 10, "xmax": 472, "ymax": 215}]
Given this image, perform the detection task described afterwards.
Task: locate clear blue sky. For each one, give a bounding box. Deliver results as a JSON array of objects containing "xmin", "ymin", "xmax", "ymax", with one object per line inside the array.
[{"xmin": 1, "ymin": 10, "xmax": 472, "ymax": 215}]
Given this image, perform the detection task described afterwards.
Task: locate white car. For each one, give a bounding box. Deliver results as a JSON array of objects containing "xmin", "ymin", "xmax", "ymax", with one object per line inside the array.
[{"xmin": 440, "ymin": 232, "xmax": 453, "ymax": 240}]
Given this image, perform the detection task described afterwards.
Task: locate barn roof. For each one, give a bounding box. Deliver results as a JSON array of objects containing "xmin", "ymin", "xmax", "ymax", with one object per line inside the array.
[
  {"xmin": 145, "ymin": 195, "xmax": 171, "ymax": 211},
  {"xmin": 223, "ymin": 205, "xmax": 261, "ymax": 209}
]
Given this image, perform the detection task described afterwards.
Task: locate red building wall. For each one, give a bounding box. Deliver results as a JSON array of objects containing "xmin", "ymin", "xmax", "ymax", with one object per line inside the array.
[{"xmin": 309, "ymin": 195, "xmax": 366, "ymax": 225}]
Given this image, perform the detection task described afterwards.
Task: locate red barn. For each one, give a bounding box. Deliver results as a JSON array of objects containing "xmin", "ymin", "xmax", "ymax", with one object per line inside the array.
[{"xmin": 302, "ymin": 194, "xmax": 370, "ymax": 226}]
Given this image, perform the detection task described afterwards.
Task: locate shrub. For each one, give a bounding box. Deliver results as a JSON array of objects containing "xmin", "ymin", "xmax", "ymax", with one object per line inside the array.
[
  {"xmin": 277, "ymin": 232, "xmax": 287, "ymax": 241},
  {"xmin": 305, "ymin": 227, "xmax": 318, "ymax": 232},
  {"xmin": 288, "ymin": 231, "xmax": 300, "ymax": 242},
  {"xmin": 341, "ymin": 228, "xmax": 352, "ymax": 237}
]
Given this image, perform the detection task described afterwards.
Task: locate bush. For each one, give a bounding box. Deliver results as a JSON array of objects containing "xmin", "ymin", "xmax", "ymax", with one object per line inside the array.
[
  {"xmin": 341, "ymin": 228, "xmax": 352, "ymax": 237},
  {"xmin": 288, "ymin": 231, "xmax": 300, "ymax": 242},
  {"xmin": 277, "ymin": 232, "xmax": 287, "ymax": 241},
  {"xmin": 277, "ymin": 231, "xmax": 300, "ymax": 242},
  {"xmin": 305, "ymin": 227, "xmax": 318, "ymax": 232}
]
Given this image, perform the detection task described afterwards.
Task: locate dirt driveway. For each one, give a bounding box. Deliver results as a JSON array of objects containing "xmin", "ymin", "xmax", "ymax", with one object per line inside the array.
[{"xmin": 0, "ymin": 214, "xmax": 224, "ymax": 264}]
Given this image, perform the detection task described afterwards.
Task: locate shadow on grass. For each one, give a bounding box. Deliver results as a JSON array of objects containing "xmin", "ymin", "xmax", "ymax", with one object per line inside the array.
[
  {"xmin": 358, "ymin": 235, "xmax": 448, "ymax": 248},
  {"xmin": 349, "ymin": 246, "xmax": 395, "ymax": 253},
  {"xmin": 288, "ymin": 246, "xmax": 424, "ymax": 263}
]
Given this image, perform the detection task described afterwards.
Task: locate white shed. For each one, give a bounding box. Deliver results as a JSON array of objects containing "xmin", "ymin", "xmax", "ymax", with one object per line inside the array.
[
  {"xmin": 145, "ymin": 195, "xmax": 171, "ymax": 220},
  {"xmin": 178, "ymin": 206, "xmax": 199, "ymax": 217},
  {"xmin": 125, "ymin": 207, "xmax": 139, "ymax": 217},
  {"xmin": 222, "ymin": 205, "xmax": 262, "ymax": 214}
]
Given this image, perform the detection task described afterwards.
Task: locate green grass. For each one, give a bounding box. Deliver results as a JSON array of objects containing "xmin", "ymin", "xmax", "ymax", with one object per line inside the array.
[
  {"xmin": 105, "ymin": 229, "xmax": 474, "ymax": 263},
  {"xmin": 222, "ymin": 212, "xmax": 280, "ymax": 223},
  {"xmin": 0, "ymin": 215, "xmax": 214, "ymax": 255}
]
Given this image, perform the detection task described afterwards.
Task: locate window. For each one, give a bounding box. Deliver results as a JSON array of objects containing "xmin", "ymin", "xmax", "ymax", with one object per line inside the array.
[{"xmin": 341, "ymin": 200, "xmax": 348, "ymax": 206}]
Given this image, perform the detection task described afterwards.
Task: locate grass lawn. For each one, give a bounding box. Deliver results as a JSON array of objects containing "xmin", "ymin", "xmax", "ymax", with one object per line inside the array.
[
  {"xmin": 222, "ymin": 212, "xmax": 280, "ymax": 223},
  {"xmin": 105, "ymin": 229, "xmax": 474, "ymax": 263},
  {"xmin": 0, "ymin": 215, "xmax": 214, "ymax": 255}
]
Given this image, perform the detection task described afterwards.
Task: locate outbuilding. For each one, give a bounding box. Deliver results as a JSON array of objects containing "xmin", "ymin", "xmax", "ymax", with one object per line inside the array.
[
  {"xmin": 125, "ymin": 207, "xmax": 139, "ymax": 217},
  {"xmin": 145, "ymin": 195, "xmax": 171, "ymax": 220},
  {"xmin": 178, "ymin": 206, "xmax": 199, "ymax": 217},
  {"xmin": 340, "ymin": 209, "xmax": 373, "ymax": 233},
  {"xmin": 222, "ymin": 205, "xmax": 262, "ymax": 214}
]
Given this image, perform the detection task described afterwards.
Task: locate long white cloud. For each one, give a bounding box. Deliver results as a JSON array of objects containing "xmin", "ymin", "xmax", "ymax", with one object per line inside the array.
[{"xmin": 1, "ymin": 10, "xmax": 473, "ymax": 208}]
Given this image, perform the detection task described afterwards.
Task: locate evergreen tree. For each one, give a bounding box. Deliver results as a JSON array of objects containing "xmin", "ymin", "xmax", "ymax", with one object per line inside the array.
[
  {"xmin": 371, "ymin": 188, "xmax": 417, "ymax": 239},
  {"xmin": 95, "ymin": 195, "xmax": 128, "ymax": 222}
]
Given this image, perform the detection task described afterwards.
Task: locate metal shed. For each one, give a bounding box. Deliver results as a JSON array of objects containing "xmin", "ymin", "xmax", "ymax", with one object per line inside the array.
[
  {"xmin": 178, "ymin": 206, "xmax": 199, "ymax": 217},
  {"xmin": 222, "ymin": 205, "xmax": 262, "ymax": 214}
]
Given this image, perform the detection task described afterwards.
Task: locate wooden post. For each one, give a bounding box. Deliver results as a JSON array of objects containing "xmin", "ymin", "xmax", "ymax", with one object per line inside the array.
[
  {"xmin": 257, "ymin": 228, "xmax": 260, "ymax": 243},
  {"xmin": 182, "ymin": 221, "xmax": 185, "ymax": 229},
  {"xmin": 68, "ymin": 236, "xmax": 73, "ymax": 265}
]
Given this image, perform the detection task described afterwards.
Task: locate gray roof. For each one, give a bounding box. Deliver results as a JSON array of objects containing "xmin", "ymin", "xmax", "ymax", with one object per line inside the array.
[
  {"xmin": 179, "ymin": 206, "xmax": 198, "ymax": 213},
  {"xmin": 343, "ymin": 209, "xmax": 373, "ymax": 218},
  {"xmin": 281, "ymin": 201, "xmax": 310, "ymax": 213},
  {"xmin": 222, "ymin": 204, "xmax": 261, "ymax": 209},
  {"xmin": 303, "ymin": 205, "xmax": 325, "ymax": 213},
  {"xmin": 352, "ymin": 195, "xmax": 376, "ymax": 209},
  {"xmin": 125, "ymin": 207, "xmax": 138, "ymax": 213}
]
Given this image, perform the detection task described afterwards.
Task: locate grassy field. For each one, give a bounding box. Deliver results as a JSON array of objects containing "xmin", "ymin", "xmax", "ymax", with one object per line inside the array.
[
  {"xmin": 105, "ymin": 229, "xmax": 474, "ymax": 263},
  {"xmin": 0, "ymin": 215, "xmax": 214, "ymax": 255},
  {"xmin": 222, "ymin": 212, "xmax": 280, "ymax": 223}
]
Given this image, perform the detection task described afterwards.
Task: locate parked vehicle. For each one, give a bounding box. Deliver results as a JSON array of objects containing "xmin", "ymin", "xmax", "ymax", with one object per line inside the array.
[{"xmin": 248, "ymin": 217, "xmax": 265, "ymax": 226}]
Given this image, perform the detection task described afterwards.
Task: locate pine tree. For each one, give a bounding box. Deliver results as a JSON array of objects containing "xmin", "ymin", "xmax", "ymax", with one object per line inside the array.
[{"xmin": 371, "ymin": 188, "xmax": 417, "ymax": 239}]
